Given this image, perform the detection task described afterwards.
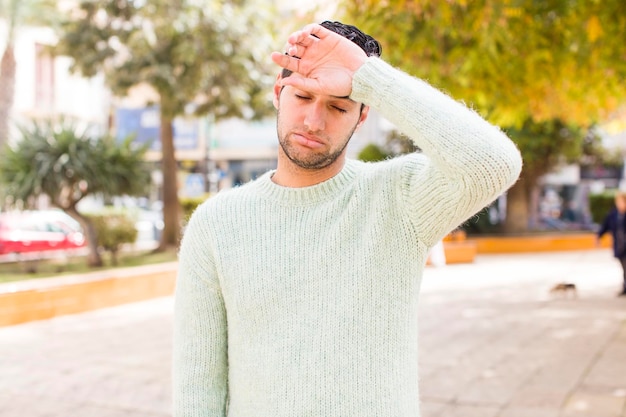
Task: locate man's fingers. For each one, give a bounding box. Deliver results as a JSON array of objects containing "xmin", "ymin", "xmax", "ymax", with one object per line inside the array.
[
  {"xmin": 285, "ymin": 43, "xmax": 303, "ymax": 57},
  {"xmin": 285, "ymin": 24, "xmax": 335, "ymax": 50},
  {"xmin": 301, "ymin": 23, "xmax": 334, "ymax": 40},
  {"xmin": 287, "ymin": 24, "xmax": 324, "ymax": 45},
  {"xmin": 270, "ymin": 51, "xmax": 301, "ymax": 73},
  {"xmin": 279, "ymin": 75, "xmax": 322, "ymax": 95}
]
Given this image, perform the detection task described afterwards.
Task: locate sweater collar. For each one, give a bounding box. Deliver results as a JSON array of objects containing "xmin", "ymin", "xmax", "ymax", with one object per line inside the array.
[{"xmin": 255, "ymin": 159, "xmax": 359, "ymax": 206}]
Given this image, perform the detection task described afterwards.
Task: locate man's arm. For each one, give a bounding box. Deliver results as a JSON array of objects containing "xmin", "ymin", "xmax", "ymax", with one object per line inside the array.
[
  {"xmin": 351, "ymin": 57, "xmax": 522, "ymax": 245},
  {"xmin": 173, "ymin": 208, "xmax": 228, "ymax": 417}
]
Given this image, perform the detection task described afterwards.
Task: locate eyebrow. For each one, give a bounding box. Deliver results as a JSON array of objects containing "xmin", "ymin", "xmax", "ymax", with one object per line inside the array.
[{"xmin": 330, "ymin": 95, "xmax": 356, "ymax": 103}]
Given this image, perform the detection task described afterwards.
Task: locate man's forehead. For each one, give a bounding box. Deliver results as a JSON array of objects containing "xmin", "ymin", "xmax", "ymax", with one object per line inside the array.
[{"xmin": 285, "ymin": 84, "xmax": 355, "ymax": 103}]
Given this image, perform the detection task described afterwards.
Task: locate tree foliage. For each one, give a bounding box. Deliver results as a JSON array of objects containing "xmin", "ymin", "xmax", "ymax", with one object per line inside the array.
[
  {"xmin": 53, "ymin": 0, "xmax": 277, "ymax": 249},
  {"xmin": 342, "ymin": 0, "xmax": 626, "ymax": 127},
  {"xmin": 0, "ymin": 119, "xmax": 151, "ymax": 266},
  {"xmin": 342, "ymin": 0, "xmax": 626, "ymax": 232}
]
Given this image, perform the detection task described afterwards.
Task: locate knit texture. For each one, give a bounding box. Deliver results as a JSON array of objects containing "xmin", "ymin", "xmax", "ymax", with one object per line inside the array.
[{"xmin": 174, "ymin": 57, "xmax": 522, "ymax": 417}]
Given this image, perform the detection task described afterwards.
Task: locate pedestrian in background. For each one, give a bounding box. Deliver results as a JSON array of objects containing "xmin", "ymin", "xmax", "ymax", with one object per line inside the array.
[
  {"xmin": 597, "ymin": 191, "xmax": 626, "ymax": 297},
  {"xmin": 173, "ymin": 20, "xmax": 522, "ymax": 417}
]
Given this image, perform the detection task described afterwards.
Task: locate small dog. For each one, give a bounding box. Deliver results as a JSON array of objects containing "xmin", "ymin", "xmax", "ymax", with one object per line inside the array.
[{"xmin": 549, "ymin": 282, "xmax": 578, "ymax": 298}]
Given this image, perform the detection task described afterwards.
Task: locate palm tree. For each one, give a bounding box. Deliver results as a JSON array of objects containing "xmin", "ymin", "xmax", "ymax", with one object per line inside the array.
[{"xmin": 0, "ymin": 118, "xmax": 151, "ymax": 267}]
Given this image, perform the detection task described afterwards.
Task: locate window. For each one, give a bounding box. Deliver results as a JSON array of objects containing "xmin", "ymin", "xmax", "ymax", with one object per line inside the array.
[{"xmin": 35, "ymin": 43, "xmax": 55, "ymax": 110}]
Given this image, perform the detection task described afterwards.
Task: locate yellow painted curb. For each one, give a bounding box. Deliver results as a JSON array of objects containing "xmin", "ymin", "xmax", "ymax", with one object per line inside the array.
[
  {"xmin": 0, "ymin": 262, "xmax": 177, "ymax": 327},
  {"xmin": 469, "ymin": 233, "xmax": 611, "ymax": 253}
]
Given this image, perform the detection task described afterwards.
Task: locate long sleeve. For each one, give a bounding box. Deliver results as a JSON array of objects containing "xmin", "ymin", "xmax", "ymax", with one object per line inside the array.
[
  {"xmin": 351, "ymin": 57, "xmax": 523, "ymax": 246},
  {"xmin": 173, "ymin": 208, "xmax": 228, "ymax": 417}
]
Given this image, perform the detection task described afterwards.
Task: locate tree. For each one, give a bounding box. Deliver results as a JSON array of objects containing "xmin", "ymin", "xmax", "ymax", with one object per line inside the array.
[
  {"xmin": 505, "ymin": 119, "xmax": 587, "ymax": 231},
  {"xmin": 342, "ymin": 0, "xmax": 626, "ymax": 232},
  {"xmin": 53, "ymin": 0, "xmax": 277, "ymax": 250},
  {"xmin": 0, "ymin": 118, "xmax": 151, "ymax": 267},
  {"xmin": 0, "ymin": 0, "xmax": 59, "ymax": 148}
]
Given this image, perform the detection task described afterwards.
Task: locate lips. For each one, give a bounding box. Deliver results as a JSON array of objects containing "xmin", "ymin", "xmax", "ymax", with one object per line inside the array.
[{"xmin": 292, "ymin": 132, "xmax": 325, "ymax": 149}]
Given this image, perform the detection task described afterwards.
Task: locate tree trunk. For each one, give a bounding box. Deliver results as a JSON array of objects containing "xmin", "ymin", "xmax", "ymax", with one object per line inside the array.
[
  {"xmin": 0, "ymin": 45, "xmax": 16, "ymax": 148},
  {"xmin": 158, "ymin": 115, "xmax": 181, "ymax": 251},
  {"xmin": 502, "ymin": 176, "xmax": 531, "ymax": 234},
  {"xmin": 66, "ymin": 206, "xmax": 103, "ymax": 267}
]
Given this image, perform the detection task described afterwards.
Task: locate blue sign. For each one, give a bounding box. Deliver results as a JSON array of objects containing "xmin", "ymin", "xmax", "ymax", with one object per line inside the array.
[
  {"xmin": 115, "ymin": 106, "xmax": 199, "ymax": 151},
  {"xmin": 184, "ymin": 173, "xmax": 205, "ymax": 197}
]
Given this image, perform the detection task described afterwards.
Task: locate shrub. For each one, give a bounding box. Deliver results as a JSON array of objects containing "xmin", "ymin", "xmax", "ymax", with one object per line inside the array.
[
  {"xmin": 88, "ymin": 212, "xmax": 138, "ymax": 265},
  {"xmin": 357, "ymin": 143, "xmax": 389, "ymax": 162},
  {"xmin": 180, "ymin": 195, "xmax": 210, "ymax": 223},
  {"xmin": 589, "ymin": 192, "xmax": 617, "ymax": 224}
]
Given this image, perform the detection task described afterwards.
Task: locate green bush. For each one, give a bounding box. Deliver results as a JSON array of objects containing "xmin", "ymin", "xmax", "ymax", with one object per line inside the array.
[
  {"xmin": 180, "ymin": 195, "xmax": 210, "ymax": 223},
  {"xmin": 88, "ymin": 212, "xmax": 138, "ymax": 265},
  {"xmin": 357, "ymin": 143, "xmax": 389, "ymax": 162},
  {"xmin": 461, "ymin": 205, "xmax": 503, "ymax": 235},
  {"xmin": 589, "ymin": 192, "xmax": 616, "ymax": 224}
]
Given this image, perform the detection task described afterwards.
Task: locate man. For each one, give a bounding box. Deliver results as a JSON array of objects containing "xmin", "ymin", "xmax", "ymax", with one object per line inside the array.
[
  {"xmin": 597, "ymin": 191, "xmax": 626, "ymax": 296},
  {"xmin": 173, "ymin": 21, "xmax": 522, "ymax": 416}
]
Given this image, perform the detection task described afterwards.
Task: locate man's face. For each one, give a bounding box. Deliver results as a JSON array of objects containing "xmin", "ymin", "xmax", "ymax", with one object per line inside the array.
[{"xmin": 273, "ymin": 75, "xmax": 368, "ymax": 171}]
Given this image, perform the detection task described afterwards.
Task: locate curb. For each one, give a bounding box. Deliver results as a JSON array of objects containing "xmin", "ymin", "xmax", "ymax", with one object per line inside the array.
[
  {"xmin": 0, "ymin": 262, "xmax": 177, "ymax": 327},
  {"xmin": 470, "ymin": 233, "xmax": 611, "ymax": 253}
]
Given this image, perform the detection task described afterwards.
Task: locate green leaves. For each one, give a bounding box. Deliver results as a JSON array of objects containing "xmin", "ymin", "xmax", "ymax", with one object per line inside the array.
[
  {"xmin": 0, "ymin": 118, "xmax": 151, "ymax": 209},
  {"xmin": 54, "ymin": 0, "xmax": 278, "ymax": 120},
  {"xmin": 342, "ymin": 0, "xmax": 626, "ymax": 128}
]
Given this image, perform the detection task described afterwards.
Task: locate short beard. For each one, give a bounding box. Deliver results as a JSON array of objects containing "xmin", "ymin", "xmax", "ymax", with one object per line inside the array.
[
  {"xmin": 278, "ymin": 135, "xmax": 351, "ymax": 170},
  {"xmin": 276, "ymin": 111, "xmax": 359, "ymax": 170}
]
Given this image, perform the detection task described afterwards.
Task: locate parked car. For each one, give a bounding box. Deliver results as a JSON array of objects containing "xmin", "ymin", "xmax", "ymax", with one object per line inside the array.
[{"xmin": 0, "ymin": 210, "xmax": 86, "ymax": 255}]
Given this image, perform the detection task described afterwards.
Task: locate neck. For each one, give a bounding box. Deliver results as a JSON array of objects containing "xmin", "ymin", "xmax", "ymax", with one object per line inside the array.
[{"xmin": 271, "ymin": 155, "xmax": 345, "ymax": 188}]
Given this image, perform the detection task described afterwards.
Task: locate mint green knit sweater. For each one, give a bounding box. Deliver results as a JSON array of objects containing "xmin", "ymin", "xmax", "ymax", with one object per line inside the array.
[{"xmin": 174, "ymin": 57, "xmax": 522, "ymax": 417}]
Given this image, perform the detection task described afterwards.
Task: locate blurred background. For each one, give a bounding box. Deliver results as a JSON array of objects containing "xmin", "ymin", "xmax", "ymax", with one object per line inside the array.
[{"xmin": 0, "ymin": 0, "xmax": 624, "ymax": 268}]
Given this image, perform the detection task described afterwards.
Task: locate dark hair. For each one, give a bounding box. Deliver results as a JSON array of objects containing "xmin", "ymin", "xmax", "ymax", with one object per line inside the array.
[{"xmin": 281, "ymin": 21, "xmax": 381, "ymax": 78}]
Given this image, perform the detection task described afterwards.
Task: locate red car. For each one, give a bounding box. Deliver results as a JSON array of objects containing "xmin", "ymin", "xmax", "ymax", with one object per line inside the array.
[{"xmin": 0, "ymin": 211, "xmax": 86, "ymax": 255}]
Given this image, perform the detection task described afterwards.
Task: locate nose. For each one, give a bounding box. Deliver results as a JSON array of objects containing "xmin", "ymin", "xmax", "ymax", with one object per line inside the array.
[{"xmin": 304, "ymin": 102, "xmax": 326, "ymax": 132}]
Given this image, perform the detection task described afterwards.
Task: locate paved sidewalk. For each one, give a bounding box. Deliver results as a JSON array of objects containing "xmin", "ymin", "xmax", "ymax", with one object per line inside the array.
[{"xmin": 0, "ymin": 250, "xmax": 625, "ymax": 417}]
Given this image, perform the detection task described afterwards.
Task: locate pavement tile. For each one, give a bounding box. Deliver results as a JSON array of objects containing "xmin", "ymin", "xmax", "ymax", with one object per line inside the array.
[
  {"xmin": 454, "ymin": 376, "xmax": 522, "ymax": 407},
  {"xmin": 435, "ymin": 402, "xmax": 501, "ymax": 417},
  {"xmin": 419, "ymin": 370, "xmax": 473, "ymax": 402},
  {"xmin": 563, "ymin": 388, "xmax": 626, "ymax": 417},
  {"xmin": 507, "ymin": 386, "xmax": 569, "ymax": 409},
  {"xmin": 419, "ymin": 399, "xmax": 448, "ymax": 417},
  {"xmin": 497, "ymin": 407, "xmax": 560, "ymax": 417}
]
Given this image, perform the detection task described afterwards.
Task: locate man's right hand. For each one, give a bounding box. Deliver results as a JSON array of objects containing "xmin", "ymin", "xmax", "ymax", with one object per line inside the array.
[{"xmin": 270, "ymin": 24, "xmax": 368, "ymax": 98}]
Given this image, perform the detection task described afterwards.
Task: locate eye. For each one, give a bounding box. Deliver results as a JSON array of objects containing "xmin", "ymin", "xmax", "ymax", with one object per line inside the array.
[
  {"xmin": 295, "ymin": 94, "xmax": 311, "ymax": 101},
  {"xmin": 332, "ymin": 106, "xmax": 348, "ymax": 114}
]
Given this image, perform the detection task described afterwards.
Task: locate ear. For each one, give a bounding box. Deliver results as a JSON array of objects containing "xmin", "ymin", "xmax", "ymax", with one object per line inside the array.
[
  {"xmin": 356, "ymin": 105, "xmax": 370, "ymax": 129},
  {"xmin": 273, "ymin": 73, "xmax": 283, "ymax": 109}
]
